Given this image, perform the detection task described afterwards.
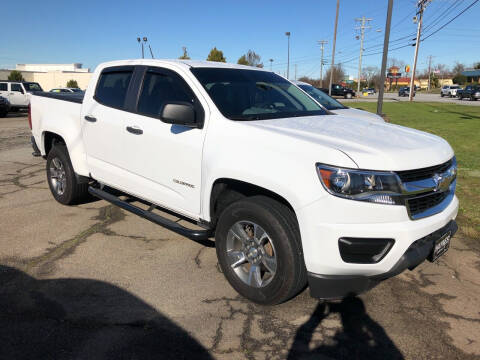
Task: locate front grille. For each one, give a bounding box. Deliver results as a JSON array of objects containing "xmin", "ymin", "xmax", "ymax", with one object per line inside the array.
[
  {"xmin": 407, "ymin": 191, "xmax": 449, "ymax": 216},
  {"xmin": 396, "ymin": 159, "xmax": 453, "ymax": 182}
]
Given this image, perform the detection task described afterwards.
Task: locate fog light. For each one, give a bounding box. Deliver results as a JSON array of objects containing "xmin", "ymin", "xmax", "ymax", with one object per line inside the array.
[{"xmin": 339, "ymin": 237, "xmax": 395, "ymax": 264}]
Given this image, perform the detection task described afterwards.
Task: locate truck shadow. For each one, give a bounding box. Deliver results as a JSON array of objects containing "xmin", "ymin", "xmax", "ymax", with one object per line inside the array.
[
  {"xmin": 0, "ymin": 265, "xmax": 213, "ymax": 360},
  {"xmin": 288, "ymin": 296, "xmax": 404, "ymax": 360}
]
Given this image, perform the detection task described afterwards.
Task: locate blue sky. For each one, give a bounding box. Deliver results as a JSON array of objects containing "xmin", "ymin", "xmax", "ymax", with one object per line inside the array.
[{"xmin": 1, "ymin": 0, "xmax": 479, "ymax": 78}]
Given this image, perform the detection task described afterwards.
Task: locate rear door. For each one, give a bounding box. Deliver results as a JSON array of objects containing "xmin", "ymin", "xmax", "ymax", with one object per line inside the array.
[
  {"xmin": 9, "ymin": 83, "xmax": 29, "ymax": 106},
  {"xmin": 116, "ymin": 66, "xmax": 208, "ymax": 218},
  {"xmin": 81, "ymin": 66, "xmax": 135, "ymax": 188}
]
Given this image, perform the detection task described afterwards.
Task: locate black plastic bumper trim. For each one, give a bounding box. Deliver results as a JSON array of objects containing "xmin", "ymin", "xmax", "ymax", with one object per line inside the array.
[{"xmin": 308, "ymin": 220, "xmax": 458, "ymax": 300}]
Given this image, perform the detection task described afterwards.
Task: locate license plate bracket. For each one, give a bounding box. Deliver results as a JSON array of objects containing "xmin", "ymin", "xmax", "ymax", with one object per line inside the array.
[{"xmin": 428, "ymin": 231, "xmax": 451, "ymax": 262}]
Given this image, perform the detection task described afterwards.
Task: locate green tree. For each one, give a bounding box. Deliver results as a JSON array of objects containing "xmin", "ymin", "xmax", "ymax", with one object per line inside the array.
[
  {"xmin": 237, "ymin": 50, "xmax": 263, "ymax": 68},
  {"xmin": 474, "ymin": 62, "xmax": 480, "ymax": 70},
  {"xmin": 8, "ymin": 70, "xmax": 24, "ymax": 81},
  {"xmin": 66, "ymin": 79, "xmax": 79, "ymax": 88},
  {"xmin": 179, "ymin": 46, "xmax": 191, "ymax": 60},
  {"xmin": 452, "ymin": 74, "xmax": 467, "ymax": 85},
  {"xmin": 207, "ymin": 47, "xmax": 226, "ymax": 62},
  {"xmin": 237, "ymin": 55, "xmax": 249, "ymax": 65}
]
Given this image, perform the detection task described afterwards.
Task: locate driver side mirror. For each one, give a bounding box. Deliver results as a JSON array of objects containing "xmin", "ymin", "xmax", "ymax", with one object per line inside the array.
[{"xmin": 160, "ymin": 102, "xmax": 197, "ymax": 128}]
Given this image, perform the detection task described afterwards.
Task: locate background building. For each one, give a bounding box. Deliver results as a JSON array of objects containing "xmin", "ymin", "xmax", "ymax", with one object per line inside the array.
[{"xmin": 0, "ymin": 63, "xmax": 92, "ymax": 90}]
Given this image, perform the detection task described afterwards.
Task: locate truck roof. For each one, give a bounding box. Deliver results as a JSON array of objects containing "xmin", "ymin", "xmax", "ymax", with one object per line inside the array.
[{"xmin": 97, "ymin": 59, "xmax": 267, "ymax": 72}]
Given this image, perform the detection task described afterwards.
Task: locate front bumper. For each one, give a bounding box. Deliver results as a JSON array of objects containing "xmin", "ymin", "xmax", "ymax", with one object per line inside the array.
[{"xmin": 307, "ymin": 220, "xmax": 457, "ymax": 299}]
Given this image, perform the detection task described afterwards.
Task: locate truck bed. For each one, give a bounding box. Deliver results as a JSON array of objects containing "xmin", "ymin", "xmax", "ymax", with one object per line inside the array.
[{"xmin": 34, "ymin": 91, "xmax": 84, "ymax": 104}]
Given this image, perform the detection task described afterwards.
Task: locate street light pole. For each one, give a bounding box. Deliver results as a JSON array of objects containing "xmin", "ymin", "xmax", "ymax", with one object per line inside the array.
[
  {"xmin": 285, "ymin": 32, "xmax": 291, "ymax": 79},
  {"xmin": 269, "ymin": 58, "xmax": 274, "ymax": 71}
]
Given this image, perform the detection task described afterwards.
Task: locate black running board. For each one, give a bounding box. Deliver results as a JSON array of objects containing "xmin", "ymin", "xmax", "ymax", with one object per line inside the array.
[{"xmin": 88, "ymin": 186, "xmax": 214, "ymax": 244}]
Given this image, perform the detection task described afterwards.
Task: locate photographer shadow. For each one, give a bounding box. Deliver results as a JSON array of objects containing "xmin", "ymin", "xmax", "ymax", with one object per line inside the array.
[
  {"xmin": 0, "ymin": 265, "xmax": 212, "ymax": 360},
  {"xmin": 288, "ymin": 296, "xmax": 404, "ymax": 360}
]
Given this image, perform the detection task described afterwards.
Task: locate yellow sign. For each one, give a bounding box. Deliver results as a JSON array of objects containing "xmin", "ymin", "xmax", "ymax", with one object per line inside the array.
[{"xmin": 405, "ymin": 65, "xmax": 411, "ymax": 73}]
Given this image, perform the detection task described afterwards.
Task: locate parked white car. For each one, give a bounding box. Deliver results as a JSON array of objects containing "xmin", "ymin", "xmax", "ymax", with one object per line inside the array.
[
  {"xmin": 0, "ymin": 81, "xmax": 43, "ymax": 111},
  {"xmin": 440, "ymin": 85, "xmax": 461, "ymax": 98},
  {"xmin": 30, "ymin": 59, "xmax": 458, "ymax": 304},
  {"xmin": 292, "ymin": 80, "xmax": 384, "ymax": 122}
]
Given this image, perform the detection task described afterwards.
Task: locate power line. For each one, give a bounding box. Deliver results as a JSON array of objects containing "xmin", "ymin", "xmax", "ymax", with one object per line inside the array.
[{"xmin": 421, "ymin": 0, "xmax": 479, "ymax": 41}]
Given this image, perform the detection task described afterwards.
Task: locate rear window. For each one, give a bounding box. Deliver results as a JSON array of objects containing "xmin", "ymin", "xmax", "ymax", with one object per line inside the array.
[
  {"xmin": 23, "ymin": 82, "xmax": 43, "ymax": 92},
  {"xmin": 95, "ymin": 68, "xmax": 133, "ymax": 109}
]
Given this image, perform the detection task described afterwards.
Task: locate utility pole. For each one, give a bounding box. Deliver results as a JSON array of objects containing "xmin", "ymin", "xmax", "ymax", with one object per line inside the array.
[
  {"xmin": 294, "ymin": 64, "xmax": 297, "ymax": 80},
  {"xmin": 269, "ymin": 59, "xmax": 274, "ymax": 71},
  {"xmin": 285, "ymin": 32, "xmax": 291, "ymax": 79},
  {"xmin": 355, "ymin": 16, "xmax": 372, "ymax": 96},
  {"xmin": 317, "ymin": 40, "xmax": 328, "ymax": 87},
  {"xmin": 427, "ymin": 55, "xmax": 434, "ymax": 91},
  {"xmin": 409, "ymin": 0, "xmax": 430, "ymax": 101},
  {"xmin": 377, "ymin": 0, "xmax": 394, "ymax": 116},
  {"xmin": 329, "ymin": 0, "xmax": 340, "ymax": 96}
]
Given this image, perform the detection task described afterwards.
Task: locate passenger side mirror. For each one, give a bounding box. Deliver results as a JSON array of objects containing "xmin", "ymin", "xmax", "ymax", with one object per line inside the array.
[{"xmin": 160, "ymin": 102, "xmax": 197, "ymax": 128}]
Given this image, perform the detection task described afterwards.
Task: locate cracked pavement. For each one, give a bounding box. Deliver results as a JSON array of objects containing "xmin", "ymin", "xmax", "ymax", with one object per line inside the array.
[{"xmin": 1, "ymin": 115, "xmax": 479, "ymax": 359}]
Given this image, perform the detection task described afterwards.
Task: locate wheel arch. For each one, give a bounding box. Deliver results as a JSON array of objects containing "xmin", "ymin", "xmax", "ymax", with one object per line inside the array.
[{"xmin": 207, "ymin": 178, "xmax": 297, "ymax": 227}]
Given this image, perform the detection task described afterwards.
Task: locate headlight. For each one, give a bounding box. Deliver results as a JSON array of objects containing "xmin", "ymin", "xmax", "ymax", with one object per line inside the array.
[{"xmin": 316, "ymin": 164, "xmax": 402, "ymax": 205}]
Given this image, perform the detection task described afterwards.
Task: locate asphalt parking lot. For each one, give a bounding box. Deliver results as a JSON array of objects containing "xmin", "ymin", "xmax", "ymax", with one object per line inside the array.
[
  {"xmin": 1, "ymin": 114, "xmax": 479, "ymax": 360},
  {"xmin": 343, "ymin": 92, "xmax": 480, "ymax": 106}
]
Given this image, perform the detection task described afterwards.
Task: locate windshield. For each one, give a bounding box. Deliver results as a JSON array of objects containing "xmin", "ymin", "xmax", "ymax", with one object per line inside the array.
[
  {"xmin": 191, "ymin": 68, "xmax": 327, "ymax": 120},
  {"xmin": 70, "ymin": 88, "xmax": 83, "ymax": 92},
  {"xmin": 298, "ymin": 84, "xmax": 346, "ymax": 110},
  {"xmin": 23, "ymin": 82, "xmax": 43, "ymax": 92},
  {"xmin": 450, "ymin": 86, "xmax": 459, "ymax": 89}
]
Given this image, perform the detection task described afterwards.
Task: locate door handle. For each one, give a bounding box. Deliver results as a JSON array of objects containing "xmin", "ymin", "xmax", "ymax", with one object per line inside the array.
[
  {"xmin": 126, "ymin": 126, "xmax": 143, "ymax": 135},
  {"xmin": 84, "ymin": 115, "xmax": 97, "ymax": 122}
]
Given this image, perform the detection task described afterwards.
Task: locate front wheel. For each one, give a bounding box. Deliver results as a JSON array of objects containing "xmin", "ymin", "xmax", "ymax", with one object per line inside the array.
[
  {"xmin": 215, "ymin": 196, "xmax": 307, "ymax": 305},
  {"xmin": 46, "ymin": 144, "xmax": 89, "ymax": 205},
  {"xmin": 440, "ymin": 93, "xmax": 444, "ymax": 97},
  {"xmin": 345, "ymin": 93, "xmax": 352, "ymax": 99}
]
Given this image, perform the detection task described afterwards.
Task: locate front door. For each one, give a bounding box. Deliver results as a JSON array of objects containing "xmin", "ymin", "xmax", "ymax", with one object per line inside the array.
[{"xmin": 118, "ymin": 66, "xmax": 208, "ymax": 218}]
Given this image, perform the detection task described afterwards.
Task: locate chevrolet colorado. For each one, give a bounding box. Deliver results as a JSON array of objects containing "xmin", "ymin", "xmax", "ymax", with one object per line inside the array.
[{"xmin": 30, "ymin": 59, "xmax": 458, "ymax": 304}]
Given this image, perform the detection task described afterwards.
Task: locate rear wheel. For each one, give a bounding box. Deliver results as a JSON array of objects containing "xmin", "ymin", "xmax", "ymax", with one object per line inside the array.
[
  {"xmin": 345, "ymin": 93, "xmax": 352, "ymax": 99},
  {"xmin": 215, "ymin": 196, "xmax": 307, "ymax": 305},
  {"xmin": 0, "ymin": 110, "xmax": 7, "ymax": 118},
  {"xmin": 440, "ymin": 93, "xmax": 444, "ymax": 97},
  {"xmin": 46, "ymin": 144, "xmax": 89, "ymax": 205}
]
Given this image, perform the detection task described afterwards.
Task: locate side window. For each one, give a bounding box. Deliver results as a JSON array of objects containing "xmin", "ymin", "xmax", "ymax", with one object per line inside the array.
[
  {"xmin": 95, "ymin": 68, "xmax": 133, "ymax": 109},
  {"xmin": 11, "ymin": 83, "xmax": 23, "ymax": 93},
  {"xmin": 137, "ymin": 70, "xmax": 194, "ymax": 118},
  {"xmin": 0, "ymin": 83, "xmax": 7, "ymax": 91}
]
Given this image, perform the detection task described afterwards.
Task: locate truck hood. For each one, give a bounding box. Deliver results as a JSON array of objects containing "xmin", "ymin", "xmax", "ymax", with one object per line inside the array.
[{"xmin": 247, "ymin": 115, "xmax": 453, "ymax": 171}]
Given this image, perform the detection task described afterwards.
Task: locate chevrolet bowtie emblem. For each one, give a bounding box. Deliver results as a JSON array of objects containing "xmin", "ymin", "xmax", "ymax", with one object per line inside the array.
[{"xmin": 432, "ymin": 173, "xmax": 448, "ymax": 192}]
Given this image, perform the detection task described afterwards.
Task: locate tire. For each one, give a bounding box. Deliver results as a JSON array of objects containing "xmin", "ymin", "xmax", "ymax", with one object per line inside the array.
[
  {"xmin": 215, "ymin": 196, "xmax": 307, "ymax": 305},
  {"xmin": 0, "ymin": 110, "xmax": 7, "ymax": 118},
  {"xmin": 46, "ymin": 144, "xmax": 89, "ymax": 205},
  {"xmin": 345, "ymin": 93, "xmax": 352, "ymax": 99},
  {"xmin": 440, "ymin": 93, "xmax": 444, "ymax": 97}
]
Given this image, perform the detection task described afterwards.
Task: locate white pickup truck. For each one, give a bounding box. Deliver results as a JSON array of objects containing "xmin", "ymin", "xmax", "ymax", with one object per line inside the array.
[{"xmin": 30, "ymin": 59, "xmax": 458, "ymax": 304}]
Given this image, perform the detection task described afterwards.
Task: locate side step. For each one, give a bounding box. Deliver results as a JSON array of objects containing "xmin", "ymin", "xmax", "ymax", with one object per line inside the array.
[{"xmin": 88, "ymin": 186, "xmax": 214, "ymax": 243}]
